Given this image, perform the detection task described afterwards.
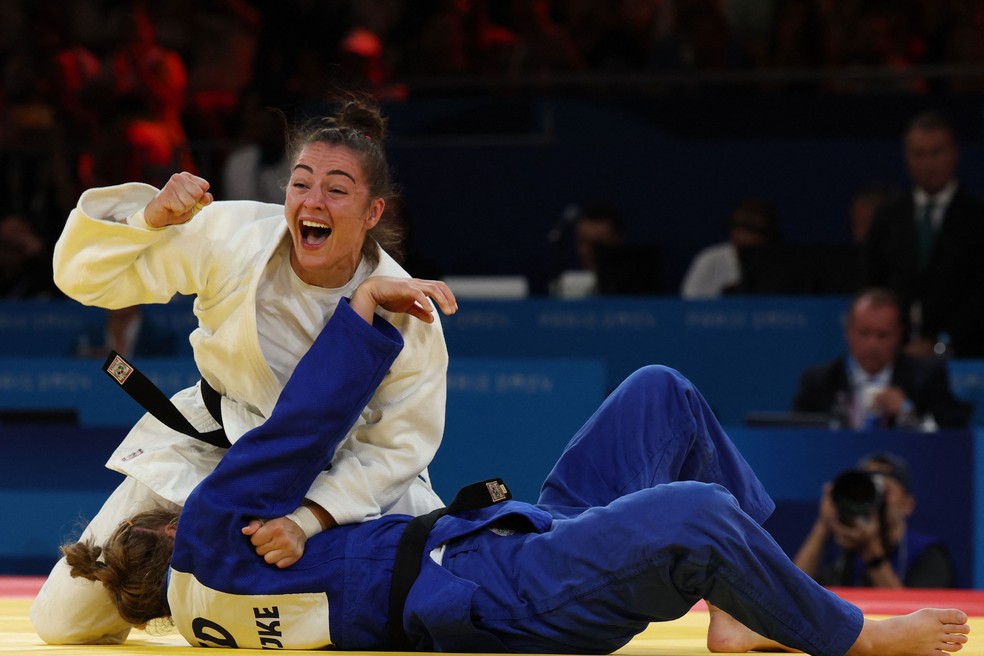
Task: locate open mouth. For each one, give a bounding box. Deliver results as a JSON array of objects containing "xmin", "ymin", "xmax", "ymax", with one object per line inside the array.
[{"xmin": 300, "ymin": 220, "xmax": 332, "ymax": 247}]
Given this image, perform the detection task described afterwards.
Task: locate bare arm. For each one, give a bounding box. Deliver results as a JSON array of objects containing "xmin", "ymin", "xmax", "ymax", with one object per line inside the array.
[{"xmin": 793, "ymin": 484, "xmax": 834, "ymax": 578}]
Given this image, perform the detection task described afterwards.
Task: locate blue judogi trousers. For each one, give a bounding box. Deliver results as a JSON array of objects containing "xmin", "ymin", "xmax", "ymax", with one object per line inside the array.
[{"xmin": 441, "ymin": 365, "xmax": 864, "ymax": 655}]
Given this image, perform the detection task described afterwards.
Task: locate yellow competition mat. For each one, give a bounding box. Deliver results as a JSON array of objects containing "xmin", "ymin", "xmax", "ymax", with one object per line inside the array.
[
  {"xmin": 3, "ymin": 579, "xmax": 983, "ymax": 655},
  {"xmin": 0, "ymin": 597, "xmax": 709, "ymax": 655}
]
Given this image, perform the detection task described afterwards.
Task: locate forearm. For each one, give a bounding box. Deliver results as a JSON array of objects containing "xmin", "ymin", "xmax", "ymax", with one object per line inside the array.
[
  {"xmin": 309, "ymin": 292, "xmax": 447, "ymax": 524},
  {"xmin": 53, "ymin": 184, "xmax": 191, "ymax": 306},
  {"xmin": 304, "ymin": 430, "xmax": 442, "ymax": 525},
  {"xmin": 863, "ymin": 554, "xmax": 904, "ymax": 588},
  {"xmin": 196, "ymin": 300, "xmax": 404, "ymax": 518},
  {"xmin": 857, "ymin": 533, "xmax": 904, "ymax": 588},
  {"xmin": 793, "ymin": 521, "xmax": 829, "ymax": 577}
]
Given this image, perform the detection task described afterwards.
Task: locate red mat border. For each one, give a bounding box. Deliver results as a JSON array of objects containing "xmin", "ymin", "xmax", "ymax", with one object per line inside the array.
[{"xmin": 0, "ymin": 576, "xmax": 45, "ymax": 598}]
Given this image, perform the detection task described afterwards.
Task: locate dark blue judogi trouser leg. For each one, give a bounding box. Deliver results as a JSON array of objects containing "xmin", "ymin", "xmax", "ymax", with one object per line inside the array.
[
  {"xmin": 537, "ymin": 365, "xmax": 775, "ymax": 521},
  {"xmin": 443, "ymin": 366, "xmax": 863, "ymax": 655}
]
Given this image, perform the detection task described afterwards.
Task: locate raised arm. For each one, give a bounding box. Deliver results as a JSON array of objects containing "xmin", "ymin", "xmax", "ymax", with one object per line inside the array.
[{"xmin": 242, "ymin": 277, "xmax": 457, "ymax": 567}]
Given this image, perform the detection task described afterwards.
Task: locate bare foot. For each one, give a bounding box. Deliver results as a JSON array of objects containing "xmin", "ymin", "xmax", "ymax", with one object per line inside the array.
[
  {"xmin": 706, "ymin": 604, "xmax": 798, "ymax": 653},
  {"xmin": 847, "ymin": 608, "xmax": 970, "ymax": 656}
]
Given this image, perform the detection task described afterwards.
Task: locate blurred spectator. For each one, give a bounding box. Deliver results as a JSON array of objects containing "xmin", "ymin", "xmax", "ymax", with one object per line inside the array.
[
  {"xmin": 336, "ymin": 27, "xmax": 389, "ymax": 88},
  {"xmin": 649, "ymin": 0, "xmax": 749, "ymax": 72},
  {"xmin": 722, "ymin": 0, "xmax": 776, "ymax": 70},
  {"xmin": 100, "ymin": 0, "xmax": 196, "ymax": 180},
  {"xmin": 769, "ymin": 0, "xmax": 825, "ymax": 72},
  {"xmin": 551, "ymin": 203, "xmax": 624, "ymax": 298},
  {"xmin": 828, "ymin": 5, "xmax": 927, "ymax": 93},
  {"xmin": 0, "ymin": 15, "xmax": 80, "ymax": 237},
  {"xmin": 496, "ymin": 0, "xmax": 586, "ymax": 76},
  {"xmin": 75, "ymin": 305, "xmax": 178, "ymax": 360},
  {"xmin": 552, "ymin": 0, "xmax": 660, "ymax": 71},
  {"xmin": 221, "ymin": 91, "xmax": 289, "ymax": 203},
  {"xmin": 179, "ymin": 0, "xmax": 262, "ymax": 142},
  {"xmin": 755, "ymin": 0, "xmax": 832, "ymax": 94},
  {"xmin": 249, "ymin": 0, "xmax": 350, "ymax": 111},
  {"xmin": 792, "ymin": 288, "xmax": 972, "ymax": 430},
  {"xmin": 939, "ymin": 6, "xmax": 984, "ymax": 92},
  {"xmin": 680, "ymin": 197, "xmax": 781, "ymax": 299},
  {"xmin": 793, "ymin": 452, "xmax": 956, "ymax": 588},
  {"xmin": 389, "ymin": 0, "xmax": 519, "ymax": 77},
  {"xmin": 335, "ymin": 1, "xmax": 409, "ymax": 100},
  {"xmin": 3, "ymin": 0, "xmax": 984, "ymax": 311},
  {"xmin": 862, "ymin": 110, "xmax": 984, "ymax": 358},
  {"xmin": 81, "ymin": 91, "xmax": 186, "ymax": 189},
  {"xmin": 848, "ymin": 182, "xmax": 899, "ymax": 245},
  {"xmin": 30, "ymin": 4, "xmax": 103, "ymax": 141},
  {"xmin": 0, "ymin": 213, "xmax": 59, "ymax": 298}
]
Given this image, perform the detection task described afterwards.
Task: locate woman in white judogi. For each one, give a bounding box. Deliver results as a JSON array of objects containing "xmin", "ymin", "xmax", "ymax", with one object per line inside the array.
[{"xmin": 31, "ymin": 96, "xmax": 450, "ymax": 644}]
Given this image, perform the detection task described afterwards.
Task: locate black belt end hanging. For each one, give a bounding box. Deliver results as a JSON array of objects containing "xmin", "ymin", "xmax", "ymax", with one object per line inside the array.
[{"xmin": 102, "ymin": 350, "xmax": 230, "ymax": 449}]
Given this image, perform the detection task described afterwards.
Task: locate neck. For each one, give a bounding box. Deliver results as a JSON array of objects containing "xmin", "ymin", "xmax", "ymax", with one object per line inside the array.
[{"xmin": 289, "ymin": 249, "xmax": 360, "ymax": 288}]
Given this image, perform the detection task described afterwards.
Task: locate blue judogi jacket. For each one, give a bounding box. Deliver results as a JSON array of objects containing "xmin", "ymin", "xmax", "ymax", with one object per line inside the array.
[{"xmin": 168, "ymin": 300, "xmax": 552, "ymax": 649}]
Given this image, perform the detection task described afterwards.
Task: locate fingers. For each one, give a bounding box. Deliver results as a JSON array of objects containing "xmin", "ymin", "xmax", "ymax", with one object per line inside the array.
[
  {"xmin": 351, "ymin": 277, "xmax": 459, "ymax": 323},
  {"xmin": 269, "ymin": 552, "xmax": 301, "ymax": 569},
  {"xmin": 405, "ymin": 294, "xmax": 437, "ymax": 323},
  {"xmin": 873, "ymin": 388, "xmax": 905, "ymax": 414},
  {"xmin": 254, "ymin": 540, "xmax": 301, "ymax": 568},
  {"xmin": 401, "ymin": 279, "xmax": 458, "ymax": 321},
  {"xmin": 146, "ymin": 172, "xmax": 212, "ymax": 227},
  {"xmin": 419, "ymin": 279, "xmax": 458, "ymax": 316},
  {"xmin": 242, "ymin": 519, "xmax": 261, "ymax": 535},
  {"xmin": 166, "ymin": 172, "xmax": 211, "ymax": 209},
  {"xmin": 244, "ymin": 516, "xmax": 306, "ymax": 567},
  {"xmin": 259, "ymin": 544, "xmax": 302, "ymax": 568}
]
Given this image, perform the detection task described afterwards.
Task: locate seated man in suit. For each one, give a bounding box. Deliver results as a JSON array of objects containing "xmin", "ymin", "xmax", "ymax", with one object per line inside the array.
[{"xmin": 792, "ymin": 287, "xmax": 971, "ymax": 429}]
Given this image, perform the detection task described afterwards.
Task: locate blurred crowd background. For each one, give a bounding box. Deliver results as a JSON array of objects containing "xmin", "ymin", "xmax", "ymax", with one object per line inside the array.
[{"xmin": 3, "ymin": 0, "xmax": 984, "ymax": 297}]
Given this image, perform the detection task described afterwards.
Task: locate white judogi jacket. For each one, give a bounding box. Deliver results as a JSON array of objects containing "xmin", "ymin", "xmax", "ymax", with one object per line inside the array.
[{"xmin": 52, "ymin": 182, "xmax": 447, "ymax": 523}]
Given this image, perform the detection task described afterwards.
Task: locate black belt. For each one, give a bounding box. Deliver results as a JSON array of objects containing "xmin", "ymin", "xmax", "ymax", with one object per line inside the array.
[
  {"xmin": 102, "ymin": 350, "xmax": 231, "ymax": 448},
  {"xmin": 386, "ymin": 477, "xmax": 512, "ymax": 650}
]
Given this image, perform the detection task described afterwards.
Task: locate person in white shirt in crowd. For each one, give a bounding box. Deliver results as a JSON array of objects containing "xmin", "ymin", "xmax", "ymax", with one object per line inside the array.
[{"xmin": 680, "ymin": 197, "xmax": 781, "ymax": 299}]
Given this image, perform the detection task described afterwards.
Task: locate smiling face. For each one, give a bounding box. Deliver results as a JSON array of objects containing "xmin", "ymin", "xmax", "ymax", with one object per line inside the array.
[{"xmin": 285, "ymin": 142, "xmax": 384, "ymax": 288}]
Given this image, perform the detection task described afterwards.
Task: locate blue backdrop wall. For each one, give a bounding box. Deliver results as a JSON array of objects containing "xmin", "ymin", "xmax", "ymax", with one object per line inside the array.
[{"xmin": 3, "ymin": 298, "xmax": 981, "ymax": 587}]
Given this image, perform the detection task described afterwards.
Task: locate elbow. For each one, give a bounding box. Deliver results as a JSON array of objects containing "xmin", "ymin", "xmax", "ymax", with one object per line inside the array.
[
  {"xmin": 51, "ymin": 264, "xmax": 77, "ymax": 299},
  {"xmin": 51, "ymin": 250, "xmax": 93, "ymax": 301}
]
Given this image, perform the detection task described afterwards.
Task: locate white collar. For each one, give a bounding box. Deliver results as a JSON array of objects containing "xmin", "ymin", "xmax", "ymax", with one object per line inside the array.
[
  {"xmin": 848, "ymin": 356, "xmax": 893, "ymax": 388},
  {"xmin": 913, "ymin": 180, "xmax": 957, "ymax": 208}
]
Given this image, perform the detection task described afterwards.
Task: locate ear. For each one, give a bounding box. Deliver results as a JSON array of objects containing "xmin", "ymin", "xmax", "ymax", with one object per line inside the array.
[
  {"xmin": 365, "ymin": 198, "xmax": 385, "ymax": 230},
  {"xmin": 902, "ymin": 493, "xmax": 915, "ymax": 518}
]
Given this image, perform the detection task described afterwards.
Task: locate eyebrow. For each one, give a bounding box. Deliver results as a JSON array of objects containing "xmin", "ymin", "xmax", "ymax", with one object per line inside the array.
[{"xmin": 292, "ymin": 164, "xmax": 356, "ymax": 183}]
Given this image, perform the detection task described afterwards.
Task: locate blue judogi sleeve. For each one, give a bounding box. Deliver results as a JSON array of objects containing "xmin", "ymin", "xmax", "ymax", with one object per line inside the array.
[{"xmin": 173, "ymin": 299, "xmax": 404, "ymax": 573}]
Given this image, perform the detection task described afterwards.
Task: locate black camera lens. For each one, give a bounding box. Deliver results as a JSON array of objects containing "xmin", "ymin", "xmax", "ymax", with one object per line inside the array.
[{"xmin": 830, "ymin": 470, "xmax": 882, "ymax": 526}]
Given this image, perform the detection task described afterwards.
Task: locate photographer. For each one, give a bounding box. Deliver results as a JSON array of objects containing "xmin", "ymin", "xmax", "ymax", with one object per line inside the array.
[{"xmin": 793, "ymin": 452, "xmax": 955, "ymax": 588}]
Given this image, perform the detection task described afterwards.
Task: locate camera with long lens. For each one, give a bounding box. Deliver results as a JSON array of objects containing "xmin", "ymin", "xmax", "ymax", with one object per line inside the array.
[{"xmin": 830, "ymin": 469, "xmax": 884, "ymax": 526}]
